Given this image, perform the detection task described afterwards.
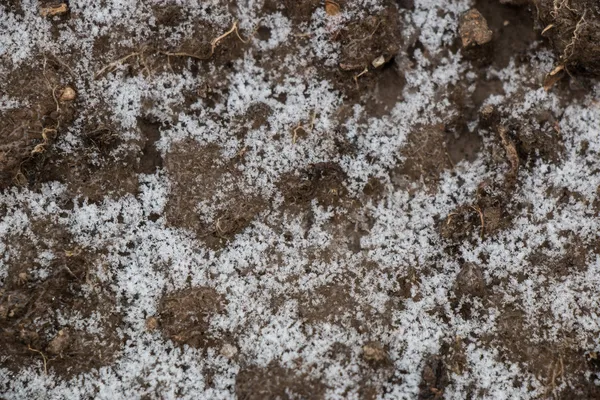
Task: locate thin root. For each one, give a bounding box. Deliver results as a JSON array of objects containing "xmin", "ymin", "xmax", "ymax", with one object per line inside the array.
[
  {"xmin": 292, "ymin": 112, "xmax": 317, "ymax": 144},
  {"xmin": 211, "ymin": 19, "xmax": 247, "ymax": 55},
  {"xmin": 27, "ymin": 346, "xmax": 48, "ymax": 375},
  {"xmin": 354, "ymin": 67, "xmax": 369, "ymax": 89},
  {"xmin": 469, "ymin": 205, "xmax": 485, "ymax": 239},
  {"xmin": 162, "ymin": 19, "xmax": 250, "ymax": 62},
  {"xmin": 31, "ymin": 127, "xmax": 57, "ymax": 155},
  {"xmin": 95, "ymin": 52, "xmax": 141, "ymax": 79},
  {"xmin": 563, "ymin": 10, "xmax": 587, "ymax": 60}
]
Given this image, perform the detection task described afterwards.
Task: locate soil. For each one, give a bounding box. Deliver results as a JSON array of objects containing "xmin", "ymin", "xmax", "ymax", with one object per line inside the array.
[
  {"xmin": 0, "ymin": 220, "xmax": 121, "ymax": 378},
  {"xmin": 534, "ymin": 0, "xmax": 600, "ymax": 75},
  {"xmin": 2, "ymin": 0, "xmax": 600, "ymax": 399},
  {"xmin": 157, "ymin": 287, "xmax": 228, "ymax": 350}
]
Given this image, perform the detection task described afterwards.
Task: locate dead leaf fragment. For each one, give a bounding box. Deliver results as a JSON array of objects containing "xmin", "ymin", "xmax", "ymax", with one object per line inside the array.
[
  {"xmin": 325, "ymin": 0, "xmax": 341, "ymax": 16},
  {"xmin": 40, "ymin": 3, "xmax": 68, "ymax": 17},
  {"xmin": 543, "ymin": 70, "xmax": 565, "ymax": 91}
]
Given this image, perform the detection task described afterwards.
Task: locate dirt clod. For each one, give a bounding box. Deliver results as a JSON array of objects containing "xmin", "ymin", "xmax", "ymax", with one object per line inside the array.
[
  {"xmin": 459, "ymin": 9, "xmax": 493, "ymax": 48},
  {"xmin": 220, "ymin": 343, "xmax": 238, "ymax": 359},
  {"xmin": 338, "ymin": 10, "xmax": 403, "ymax": 72},
  {"xmin": 0, "ymin": 227, "xmax": 122, "ymax": 377},
  {"xmin": 362, "ymin": 341, "xmax": 388, "ymax": 364},
  {"xmin": 534, "ymin": 0, "xmax": 600, "ymax": 75},
  {"xmin": 325, "ymin": 0, "xmax": 341, "ymax": 16},
  {"xmin": 279, "ymin": 162, "xmax": 348, "ymax": 209},
  {"xmin": 145, "ymin": 317, "xmax": 159, "ymax": 331},
  {"xmin": 453, "ymin": 263, "xmax": 486, "ymax": 298},
  {"xmin": 418, "ymin": 355, "xmax": 449, "ymax": 399},
  {"xmin": 59, "ymin": 86, "xmax": 76, "ymax": 102}
]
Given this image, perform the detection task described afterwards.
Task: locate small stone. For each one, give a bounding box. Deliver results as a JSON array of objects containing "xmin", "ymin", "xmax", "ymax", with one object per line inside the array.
[
  {"xmin": 47, "ymin": 329, "xmax": 71, "ymax": 355},
  {"xmin": 459, "ymin": 9, "xmax": 493, "ymax": 48},
  {"xmin": 362, "ymin": 341, "xmax": 387, "ymax": 363},
  {"xmin": 371, "ymin": 55, "xmax": 386, "ymax": 69},
  {"xmin": 59, "ymin": 86, "xmax": 76, "ymax": 102},
  {"xmin": 220, "ymin": 343, "xmax": 238, "ymax": 358}
]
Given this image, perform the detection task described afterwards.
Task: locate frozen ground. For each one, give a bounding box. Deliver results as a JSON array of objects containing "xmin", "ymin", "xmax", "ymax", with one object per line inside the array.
[{"xmin": 1, "ymin": 0, "xmax": 600, "ymax": 399}]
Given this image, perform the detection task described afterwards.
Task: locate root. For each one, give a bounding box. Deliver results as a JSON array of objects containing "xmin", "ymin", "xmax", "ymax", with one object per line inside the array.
[
  {"xmin": 292, "ymin": 112, "xmax": 317, "ymax": 144},
  {"xmin": 27, "ymin": 346, "xmax": 48, "ymax": 375},
  {"xmin": 562, "ymin": 10, "xmax": 587, "ymax": 60},
  {"xmin": 162, "ymin": 19, "xmax": 249, "ymax": 61},
  {"xmin": 212, "ymin": 19, "xmax": 249, "ymax": 51},
  {"xmin": 95, "ymin": 52, "xmax": 141, "ymax": 80},
  {"xmin": 542, "ymin": 24, "xmax": 555, "ymax": 35},
  {"xmin": 353, "ymin": 67, "xmax": 369, "ymax": 89},
  {"xmin": 31, "ymin": 127, "xmax": 57, "ymax": 155},
  {"xmin": 96, "ymin": 20, "xmax": 252, "ymax": 78},
  {"xmin": 543, "ymin": 67, "xmax": 565, "ymax": 91},
  {"xmin": 552, "ymin": 0, "xmax": 577, "ymax": 19}
]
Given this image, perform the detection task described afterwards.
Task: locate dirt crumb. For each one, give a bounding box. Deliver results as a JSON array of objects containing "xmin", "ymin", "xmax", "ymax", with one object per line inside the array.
[
  {"xmin": 459, "ymin": 9, "xmax": 493, "ymax": 48},
  {"xmin": 362, "ymin": 341, "xmax": 388, "ymax": 364},
  {"xmin": 453, "ymin": 263, "xmax": 486, "ymax": 299}
]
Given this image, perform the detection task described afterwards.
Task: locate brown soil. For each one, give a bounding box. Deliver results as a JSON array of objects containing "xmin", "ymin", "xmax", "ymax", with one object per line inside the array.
[
  {"xmin": 278, "ymin": 162, "xmax": 349, "ymax": 210},
  {"xmin": 164, "ymin": 140, "xmax": 265, "ymax": 249},
  {"xmin": 0, "ymin": 221, "xmax": 121, "ymax": 378},
  {"xmin": 534, "ymin": 0, "xmax": 600, "ymax": 75},
  {"xmin": 0, "ymin": 58, "xmax": 77, "ymax": 189},
  {"xmin": 157, "ymin": 287, "xmax": 228, "ymax": 350},
  {"xmin": 235, "ymin": 363, "xmax": 327, "ymax": 400}
]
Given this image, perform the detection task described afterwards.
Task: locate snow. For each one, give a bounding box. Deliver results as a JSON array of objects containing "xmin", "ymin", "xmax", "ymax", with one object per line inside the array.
[{"xmin": 2, "ymin": 0, "xmax": 600, "ymax": 399}]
